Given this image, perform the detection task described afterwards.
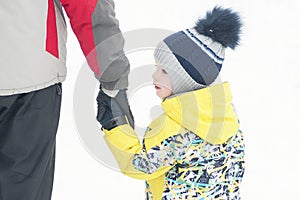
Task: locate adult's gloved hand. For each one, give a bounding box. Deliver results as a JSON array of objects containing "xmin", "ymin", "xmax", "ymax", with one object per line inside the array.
[{"xmin": 96, "ymin": 87, "xmax": 134, "ymax": 130}]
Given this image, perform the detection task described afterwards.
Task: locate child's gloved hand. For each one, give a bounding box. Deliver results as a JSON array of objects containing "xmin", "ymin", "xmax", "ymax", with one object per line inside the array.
[{"xmin": 96, "ymin": 87, "xmax": 134, "ymax": 130}]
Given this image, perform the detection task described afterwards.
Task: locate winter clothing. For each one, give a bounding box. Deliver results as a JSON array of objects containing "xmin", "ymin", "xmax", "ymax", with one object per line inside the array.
[
  {"xmin": 103, "ymin": 7, "xmax": 245, "ymax": 199},
  {"xmin": 103, "ymin": 82, "xmax": 245, "ymax": 199},
  {"xmin": 154, "ymin": 7, "xmax": 242, "ymax": 94},
  {"xmin": 0, "ymin": 83, "xmax": 61, "ymax": 199},
  {"xmin": 0, "ymin": 0, "xmax": 132, "ymax": 198},
  {"xmin": 0, "ymin": 0, "xmax": 129, "ymax": 95}
]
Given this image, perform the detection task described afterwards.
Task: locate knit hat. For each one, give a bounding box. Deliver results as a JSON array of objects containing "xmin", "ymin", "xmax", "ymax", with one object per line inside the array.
[{"xmin": 154, "ymin": 6, "xmax": 242, "ymax": 94}]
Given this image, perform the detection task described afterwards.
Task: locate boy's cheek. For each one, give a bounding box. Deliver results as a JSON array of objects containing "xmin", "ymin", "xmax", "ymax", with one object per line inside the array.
[{"xmin": 161, "ymin": 88, "xmax": 172, "ymax": 98}]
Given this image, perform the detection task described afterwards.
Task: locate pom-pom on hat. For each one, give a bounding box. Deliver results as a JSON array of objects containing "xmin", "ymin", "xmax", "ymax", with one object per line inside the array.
[{"xmin": 154, "ymin": 6, "xmax": 242, "ymax": 94}]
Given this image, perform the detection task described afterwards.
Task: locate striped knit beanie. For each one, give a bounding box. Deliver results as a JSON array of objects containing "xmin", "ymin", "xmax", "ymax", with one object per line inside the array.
[{"xmin": 154, "ymin": 6, "xmax": 242, "ymax": 94}]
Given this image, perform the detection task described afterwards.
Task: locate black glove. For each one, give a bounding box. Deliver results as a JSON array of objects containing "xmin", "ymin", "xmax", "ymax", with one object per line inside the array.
[{"xmin": 96, "ymin": 87, "xmax": 134, "ymax": 130}]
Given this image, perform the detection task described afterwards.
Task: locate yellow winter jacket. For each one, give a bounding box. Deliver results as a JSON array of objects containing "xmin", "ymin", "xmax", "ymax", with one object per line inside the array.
[{"xmin": 103, "ymin": 82, "xmax": 239, "ymax": 199}]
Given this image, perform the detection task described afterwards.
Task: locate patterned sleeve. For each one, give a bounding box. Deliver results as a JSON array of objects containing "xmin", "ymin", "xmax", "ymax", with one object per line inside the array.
[{"xmin": 132, "ymin": 132, "xmax": 199, "ymax": 174}]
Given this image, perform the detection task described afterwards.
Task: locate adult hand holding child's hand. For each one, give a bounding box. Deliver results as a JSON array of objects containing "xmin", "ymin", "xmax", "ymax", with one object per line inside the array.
[{"xmin": 96, "ymin": 87, "xmax": 134, "ymax": 130}]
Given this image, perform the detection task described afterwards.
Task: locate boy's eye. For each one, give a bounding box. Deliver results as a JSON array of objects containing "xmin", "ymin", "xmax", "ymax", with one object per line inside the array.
[{"xmin": 162, "ymin": 69, "xmax": 168, "ymax": 74}]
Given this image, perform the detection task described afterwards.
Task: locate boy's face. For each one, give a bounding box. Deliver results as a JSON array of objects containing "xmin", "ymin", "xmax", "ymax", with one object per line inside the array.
[{"xmin": 152, "ymin": 61, "xmax": 172, "ymax": 99}]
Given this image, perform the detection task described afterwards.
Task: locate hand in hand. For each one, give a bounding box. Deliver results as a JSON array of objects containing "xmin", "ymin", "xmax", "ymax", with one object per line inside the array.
[{"xmin": 96, "ymin": 87, "xmax": 134, "ymax": 130}]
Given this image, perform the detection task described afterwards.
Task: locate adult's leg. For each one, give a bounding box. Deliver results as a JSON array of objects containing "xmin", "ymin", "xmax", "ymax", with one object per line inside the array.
[{"xmin": 0, "ymin": 83, "xmax": 62, "ymax": 200}]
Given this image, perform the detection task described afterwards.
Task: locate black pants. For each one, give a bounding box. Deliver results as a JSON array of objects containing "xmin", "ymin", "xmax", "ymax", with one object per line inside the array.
[{"xmin": 0, "ymin": 84, "xmax": 62, "ymax": 200}]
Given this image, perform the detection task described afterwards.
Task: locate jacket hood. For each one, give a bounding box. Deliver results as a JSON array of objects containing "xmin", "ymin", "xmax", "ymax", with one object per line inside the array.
[{"xmin": 161, "ymin": 82, "xmax": 239, "ymax": 144}]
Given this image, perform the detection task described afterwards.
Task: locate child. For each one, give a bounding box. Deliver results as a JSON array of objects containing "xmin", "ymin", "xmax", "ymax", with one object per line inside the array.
[{"xmin": 98, "ymin": 6, "xmax": 245, "ymax": 200}]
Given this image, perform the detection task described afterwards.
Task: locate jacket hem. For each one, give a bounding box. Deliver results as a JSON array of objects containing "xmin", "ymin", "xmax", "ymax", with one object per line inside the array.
[{"xmin": 0, "ymin": 75, "xmax": 66, "ymax": 96}]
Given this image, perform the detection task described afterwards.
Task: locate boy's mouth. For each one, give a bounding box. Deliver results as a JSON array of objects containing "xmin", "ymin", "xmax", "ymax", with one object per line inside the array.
[{"xmin": 154, "ymin": 83, "xmax": 161, "ymax": 90}]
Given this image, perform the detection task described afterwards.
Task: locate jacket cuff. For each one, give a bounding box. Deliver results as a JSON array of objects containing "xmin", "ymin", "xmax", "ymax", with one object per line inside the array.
[
  {"xmin": 101, "ymin": 116, "xmax": 128, "ymax": 131},
  {"xmin": 95, "ymin": 71, "xmax": 129, "ymax": 91},
  {"xmin": 101, "ymin": 87, "xmax": 119, "ymax": 97}
]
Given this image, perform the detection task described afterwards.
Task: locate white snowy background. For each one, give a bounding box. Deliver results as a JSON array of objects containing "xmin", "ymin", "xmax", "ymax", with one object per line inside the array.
[{"xmin": 52, "ymin": 0, "xmax": 300, "ymax": 199}]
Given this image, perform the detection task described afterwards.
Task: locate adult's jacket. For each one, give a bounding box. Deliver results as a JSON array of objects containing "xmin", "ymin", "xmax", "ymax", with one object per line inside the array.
[
  {"xmin": 103, "ymin": 82, "xmax": 245, "ymax": 199},
  {"xmin": 0, "ymin": 0, "xmax": 129, "ymax": 95}
]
